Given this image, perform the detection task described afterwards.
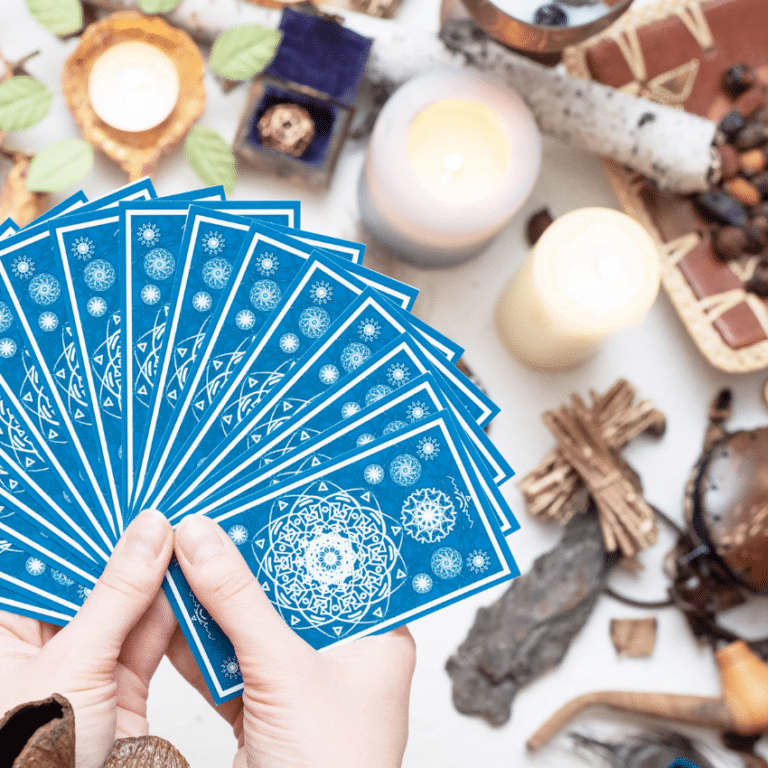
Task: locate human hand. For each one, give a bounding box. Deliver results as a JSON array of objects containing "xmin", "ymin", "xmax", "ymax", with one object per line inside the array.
[
  {"xmin": 0, "ymin": 510, "xmax": 175, "ymax": 768},
  {"xmin": 170, "ymin": 515, "xmax": 416, "ymax": 768}
]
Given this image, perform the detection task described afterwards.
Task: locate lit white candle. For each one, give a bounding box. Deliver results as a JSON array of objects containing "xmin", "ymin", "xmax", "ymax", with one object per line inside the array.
[
  {"xmin": 88, "ymin": 41, "xmax": 180, "ymax": 133},
  {"xmin": 496, "ymin": 207, "xmax": 660, "ymax": 369},
  {"xmin": 359, "ymin": 70, "xmax": 541, "ymax": 268}
]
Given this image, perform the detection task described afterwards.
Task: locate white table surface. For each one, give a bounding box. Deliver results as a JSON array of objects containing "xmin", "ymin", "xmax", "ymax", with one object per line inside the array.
[{"xmin": 2, "ymin": 0, "xmax": 768, "ymax": 765}]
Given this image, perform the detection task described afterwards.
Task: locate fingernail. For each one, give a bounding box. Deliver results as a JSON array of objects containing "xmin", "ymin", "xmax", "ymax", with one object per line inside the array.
[
  {"xmin": 175, "ymin": 515, "xmax": 224, "ymax": 565},
  {"xmin": 124, "ymin": 509, "xmax": 170, "ymax": 560}
]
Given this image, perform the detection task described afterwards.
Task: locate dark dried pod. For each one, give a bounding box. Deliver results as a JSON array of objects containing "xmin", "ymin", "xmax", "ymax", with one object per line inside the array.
[
  {"xmin": 735, "ymin": 123, "xmax": 768, "ymax": 151},
  {"xmin": 752, "ymin": 171, "xmax": 768, "ymax": 198},
  {"xmin": 525, "ymin": 207, "xmax": 554, "ymax": 246},
  {"xmin": 742, "ymin": 223, "xmax": 767, "ymax": 253},
  {"xmin": 694, "ymin": 189, "xmax": 749, "ymax": 227},
  {"xmin": 751, "ymin": 215, "xmax": 768, "ymax": 240},
  {"xmin": 719, "ymin": 110, "xmax": 747, "ymax": 140},
  {"xmin": 104, "ymin": 736, "xmax": 190, "ymax": 768},
  {"xmin": 733, "ymin": 86, "xmax": 768, "ymax": 118},
  {"xmin": 722, "ymin": 63, "xmax": 757, "ymax": 99},
  {"xmin": 712, "ymin": 226, "xmax": 747, "ymax": 262},
  {"xmin": 746, "ymin": 260, "xmax": 768, "ymax": 297}
]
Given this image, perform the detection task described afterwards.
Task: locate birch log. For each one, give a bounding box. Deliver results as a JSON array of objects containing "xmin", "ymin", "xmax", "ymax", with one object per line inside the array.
[{"xmin": 84, "ymin": 0, "xmax": 718, "ymax": 191}]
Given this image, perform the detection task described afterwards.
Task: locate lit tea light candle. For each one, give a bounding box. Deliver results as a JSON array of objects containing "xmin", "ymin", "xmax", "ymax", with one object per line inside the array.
[
  {"xmin": 359, "ymin": 70, "xmax": 541, "ymax": 268},
  {"xmin": 496, "ymin": 207, "xmax": 660, "ymax": 369},
  {"xmin": 88, "ymin": 41, "xmax": 180, "ymax": 132}
]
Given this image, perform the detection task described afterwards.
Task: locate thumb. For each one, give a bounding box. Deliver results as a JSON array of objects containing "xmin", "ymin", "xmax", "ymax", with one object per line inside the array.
[
  {"xmin": 54, "ymin": 510, "xmax": 173, "ymax": 663},
  {"xmin": 174, "ymin": 515, "xmax": 306, "ymax": 672}
]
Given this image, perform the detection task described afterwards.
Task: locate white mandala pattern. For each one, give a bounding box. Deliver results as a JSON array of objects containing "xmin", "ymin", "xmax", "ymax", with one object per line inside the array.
[
  {"xmin": 365, "ymin": 384, "xmax": 391, "ymax": 406},
  {"xmin": 228, "ymin": 524, "xmax": 248, "ymax": 545},
  {"xmin": 250, "ymin": 280, "xmax": 281, "ymax": 311},
  {"xmin": 310, "ymin": 281, "xmax": 332, "ymax": 304},
  {"xmin": 83, "ymin": 259, "xmax": 116, "ymax": 291},
  {"xmin": 279, "ymin": 333, "xmax": 300, "ymax": 354},
  {"xmin": 140, "ymin": 284, "xmax": 161, "ymax": 305},
  {"xmin": 202, "ymin": 257, "xmax": 231, "ymax": 289},
  {"xmin": 412, "ymin": 573, "xmax": 433, "ymax": 594},
  {"xmin": 0, "ymin": 339, "xmax": 17, "ymax": 358},
  {"xmin": 78, "ymin": 586, "xmax": 92, "ymax": 600},
  {"xmin": 256, "ymin": 252, "xmax": 278, "ymax": 276},
  {"xmin": 401, "ymin": 488, "xmax": 455, "ymax": 543},
  {"xmin": 467, "ymin": 549, "xmax": 491, "ymax": 574},
  {"xmin": 340, "ymin": 401, "xmax": 361, "ymax": 418},
  {"xmin": 356, "ymin": 433, "xmax": 375, "ymax": 446},
  {"xmin": 416, "ymin": 437, "xmax": 440, "ymax": 461},
  {"xmin": 202, "ymin": 231, "xmax": 225, "ymax": 255},
  {"xmin": 87, "ymin": 297, "xmax": 107, "ymax": 317},
  {"xmin": 137, "ymin": 223, "xmax": 160, "ymax": 246},
  {"xmin": 358, "ymin": 318, "xmax": 380, "ymax": 342},
  {"xmin": 28, "ymin": 273, "xmax": 60, "ymax": 306},
  {"xmin": 364, "ymin": 464, "xmax": 384, "ymax": 484},
  {"xmin": 0, "ymin": 303, "xmax": 12, "ymax": 333},
  {"xmin": 318, "ymin": 364, "xmax": 339, "ymax": 385},
  {"xmin": 390, "ymin": 454, "xmax": 421, "ymax": 486},
  {"xmin": 235, "ymin": 309, "xmax": 256, "ymax": 330},
  {"xmin": 298, "ymin": 306, "xmax": 331, "ymax": 339},
  {"xmin": 25, "ymin": 557, "xmax": 45, "ymax": 576},
  {"xmin": 143, "ymin": 248, "xmax": 175, "ymax": 280},
  {"xmin": 38, "ymin": 312, "xmax": 58, "ymax": 332},
  {"xmin": 386, "ymin": 363, "xmax": 409, "ymax": 387},
  {"xmin": 340, "ymin": 342, "xmax": 370, "ymax": 372},
  {"xmin": 406, "ymin": 401, "xmax": 428, "ymax": 421},
  {"xmin": 221, "ymin": 656, "xmax": 240, "ymax": 679},
  {"xmin": 11, "ymin": 254, "xmax": 34, "ymax": 280},
  {"xmin": 382, "ymin": 420, "xmax": 407, "ymax": 435},
  {"xmin": 431, "ymin": 547, "xmax": 462, "ymax": 579},
  {"xmin": 192, "ymin": 291, "xmax": 212, "ymax": 312},
  {"xmin": 71, "ymin": 236, "xmax": 95, "ymax": 260},
  {"xmin": 51, "ymin": 569, "xmax": 74, "ymax": 586}
]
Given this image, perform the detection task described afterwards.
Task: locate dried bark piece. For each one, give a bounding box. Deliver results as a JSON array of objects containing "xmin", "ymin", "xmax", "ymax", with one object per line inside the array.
[
  {"xmin": 610, "ymin": 617, "xmax": 657, "ymax": 658},
  {"xmin": 0, "ymin": 693, "xmax": 75, "ymax": 768},
  {"xmin": 446, "ymin": 513, "xmax": 609, "ymax": 726},
  {"xmin": 0, "ymin": 153, "xmax": 48, "ymax": 227},
  {"xmin": 103, "ymin": 736, "xmax": 190, "ymax": 768}
]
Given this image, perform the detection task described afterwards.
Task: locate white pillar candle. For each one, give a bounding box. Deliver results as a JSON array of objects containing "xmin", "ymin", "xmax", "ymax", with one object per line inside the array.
[
  {"xmin": 359, "ymin": 69, "xmax": 541, "ymax": 268},
  {"xmin": 496, "ymin": 207, "xmax": 660, "ymax": 369},
  {"xmin": 88, "ymin": 41, "xmax": 180, "ymax": 133}
]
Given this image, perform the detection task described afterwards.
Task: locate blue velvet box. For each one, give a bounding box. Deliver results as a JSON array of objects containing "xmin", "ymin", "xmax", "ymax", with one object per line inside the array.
[{"xmin": 234, "ymin": 8, "xmax": 373, "ymax": 188}]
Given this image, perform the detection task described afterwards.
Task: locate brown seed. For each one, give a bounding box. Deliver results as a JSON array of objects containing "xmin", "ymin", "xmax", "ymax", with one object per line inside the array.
[
  {"xmin": 725, "ymin": 177, "xmax": 762, "ymax": 207},
  {"xmin": 752, "ymin": 171, "xmax": 768, "ymax": 198},
  {"xmin": 722, "ymin": 63, "xmax": 757, "ymax": 99},
  {"xmin": 733, "ymin": 86, "xmax": 768, "ymax": 117},
  {"xmin": 718, "ymin": 144, "xmax": 741, "ymax": 179},
  {"xmin": 735, "ymin": 123, "xmax": 768, "ymax": 150},
  {"xmin": 525, "ymin": 207, "xmax": 554, "ymax": 246},
  {"xmin": 743, "ymin": 223, "xmax": 767, "ymax": 253},
  {"xmin": 740, "ymin": 148, "xmax": 767, "ymax": 176},
  {"xmin": 751, "ymin": 215, "xmax": 768, "ymax": 239},
  {"xmin": 712, "ymin": 226, "xmax": 747, "ymax": 262},
  {"xmin": 746, "ymin": 260, "xmax": 768, "ymax": 297}
]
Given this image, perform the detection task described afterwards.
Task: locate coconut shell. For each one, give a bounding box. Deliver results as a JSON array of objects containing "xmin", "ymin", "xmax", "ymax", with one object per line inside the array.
[{"xmin": 61, "ymin": 11, "xmax": 205, "ymax": 180}]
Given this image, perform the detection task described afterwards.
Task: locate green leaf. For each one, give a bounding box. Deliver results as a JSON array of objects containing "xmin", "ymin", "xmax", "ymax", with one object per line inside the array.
[
  {"xmin": 209, "ymin": 25, "xmax": 282, "ymax": 81},
  {"xmin": 139, "ymin": 0, "xmax": 182, "ymax": 12},
  {"xmin": 25, "ymin": 0, "xmax": 82, "ymax": 35},
  {"xmin": 185, "ymin": 125, "xmax": 236, "ymax": 196},
  {"xmin": 26, "ymin": 140, "xmax": 94, "ymax": 192},
  {"xmin": 0, "ymin": 77, "xmax": 53, "ymax": 132}
]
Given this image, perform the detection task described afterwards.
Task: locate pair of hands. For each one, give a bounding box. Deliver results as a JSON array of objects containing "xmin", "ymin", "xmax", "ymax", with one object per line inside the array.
[{"xmin": 0, "ymin": 511, "xmax": 416, "ymax": 768}]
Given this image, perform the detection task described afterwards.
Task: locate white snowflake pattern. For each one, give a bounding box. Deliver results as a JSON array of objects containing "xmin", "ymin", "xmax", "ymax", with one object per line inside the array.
[
  {"xmin": 202, "ymin": 231, "xmax": 225, "ymax": 255},
  {"xmin": 140, "ymin": 284, "xmax": 161, "ymax": 305},
  {"xmin": 310, "ymin": 281, "xmax": 332, "ymax": 304},
  {"xmin": 389, "ymin": 453, "xmax": 421, "ymax": 486},
  {"xmin": 431, "ymin": 547, "xmax": 462, "ymax": 579},
  {"xmin": 202, "ymin": 257, "xmax": 232, "ymax": 290},
  {"xmin": 87, "ymin": 297, "xmax": 107, "ymax": 317},
  {"xmin": 406, "ymin": 401, "xmax": 429, "ymax": 422},
  {"xmin": 401, "ymin": 488, "xmax": 456, "ymax": 543},
  {"xmin": 365, "ymin": 384, "xmax": 391, "ymax": 406},
  {"xmin": 386, "ymin": 363, "xmax": 410, "ymax": 387},
  {"xmin": 25, "ymin": 557, "xmax": 45, "ymax": 576},
  {"xmin": 11, "ymin": 254, "xmax": 34, "ymax": 280},
  {"xmin": 0, "ymin": 302, "xmax": 12, "ymax": 333},
  {"xmin": 358, "ymin": 318, "xmax": 380, "ymax": 342},
  {"xmin": 250, "ymin": 279, "xmax": 281, "ymax": 311},
  {"xmin": 340, "ymin": 342, "xmax": 370, "ymax": 373},
  {"xmin": 318, "ymin": 364, "xmax": 339, "ymax": 385},
  {"xmin": 221, "ymin": 656, "xmax": 241, "ymax": 679},
  {"xmin": 256, "ymin": 252, "xmax": 278, "ymax": 276},
  {"xmin": 78, "ymin": 586, "xmax": 92, "ymax": 600},
  {"xmin": 71, "ymin": 236, "xmax": 95, "ymax": 260},
  {"xmin": 416, "ymin": 436, "xmax": 440, "ymax": 461},
  {"xmin": 340, "ymin": 401, "xmax": 361, "ymax": 418},
  {"xmin": 228, "ymin": 524, "xmax": 248, "ymax": 545},
  {"xmin": 83, "ymin": 259, "xmax": 116, "ymax": 291},
  {"xmin": 143, "ymin": 248, "xmax": 175, "ymax": 281},
  {"xmin": 137, "ymin": 222, "xmax": 160, "ymax": 246},
  {"xmin": 467, "ymin": 550, "xmax": 491, "ymax": 574},
  {"xmin": 382, "ymin": 420, "xmax": 407, "ymax": 435},
  {"xmin": 0, "ymin": 339, "xmax": 17, "ymax": 358},
  {"xmin": 356, "ymin": 433, "xmax": 375, "ymax": 446},
  {"xmin": 298, "ymin": 306, "xmax": 331, "ymax": 339},
  {"xmin": 38, "ymin": 311, "xmax": 58, "ymax": 332},
  {"xmin": 412, "ymin": 573, "xmax": 433, "ymax": 594},
  {"xmin": 363, "ymin": 463, "xmax": 384, "ymax": 484},
  {"xmin": 192, "ymin": 291, "xmax": 212, "ymax": 312},
  {"xmin": 28, "ymin": 273, "xmax": 61, "ymax": 306},
  {"xmin": 51, "ymin": 570, "xmax": 75, "ymax": 587},
  {"xmin": 235, "ymin": 309, "xmax": 256, "ymax": 330},
  {"xmin": 279, "ymin": 333, "xmax": 300, "ymax": 354}
]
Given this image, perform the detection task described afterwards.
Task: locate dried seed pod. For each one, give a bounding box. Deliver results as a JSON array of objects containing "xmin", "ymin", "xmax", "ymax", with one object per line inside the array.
[
  {"xmin": 752, "ymin": 171, "xmax": 768, "ymax": 198},
  {"xmin": 718, "ymin": 144, "xmax": 740, "ymax": 179},
  {"xmin": 722, "ymin": 63, "xmax": 757, "ymax": 99},
  {"xmin": 104, "ymin": 736, "xmax": 190, "ymax": 768},
  {"xmin": 525, "ymin": 207, "xmax": 554, "ymax": 246},
  {"xmin": 695, "ymin": 189, "xmax": 749, "ymax": 227},
  {"xmin": 719, "ymin": 110, "xmax": 747, "ymax": 140},
  {"xmin": 735, "ymin": 123, "xmax": 768, "ymax": 151},
  {"xmin": 751, "ymin": 215, "xmax": 768, "ymax": 240},
  {"xmin": 746, "ymin": 260, "xmax": 768, "ymax": 297},
  {"xmin": 712, "ymin": 225, "xmax": 747, "ymax": 262},
  {"xmin": 725, "ymin": 177, "xmax": 762, "ymax": 207},
  {"xmin": 734, "ymin": 86, "xmax": 768, "ymax": 117},
  {"xmin": 741, "ymin": 148, "xmax": 767, "ymax": 176},
  {"xmin": 742, "ymin": 222, "xmax": 767, "ymax": 253},
  {"xmin": 257, "ymin": 103, "xmax": 315, "ymax": 158}
]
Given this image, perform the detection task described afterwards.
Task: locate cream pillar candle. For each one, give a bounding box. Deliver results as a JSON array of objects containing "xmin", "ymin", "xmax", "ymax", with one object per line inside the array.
[
  {"xmin": 359, "ymin": 69, "xmax": 541, "ymax": 268},
  {"xmin": 496, "ymin": 208, "xmax": 660, "ymax": 369},
  {"xmin": 88, "ymin": 41, "xmax": 180, "ymax": 132}
]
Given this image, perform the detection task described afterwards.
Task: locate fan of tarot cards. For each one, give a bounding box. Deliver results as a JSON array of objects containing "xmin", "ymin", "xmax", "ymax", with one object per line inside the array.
[{"xmin": 0, "ymin": 178, "xmax": 520, "ymax": 703}]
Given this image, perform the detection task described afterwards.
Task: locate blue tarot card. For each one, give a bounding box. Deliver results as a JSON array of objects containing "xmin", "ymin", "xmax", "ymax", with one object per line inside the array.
[
  {"xmin": 162, "ymin": 185, "xmax": 225, "ymax": 201},
  {"xmin": 191, "ymin": 200, "xmax": 300, "ymax": 229},
  {"xmin": 76, "ymin": 177, "xmax": 156, "ymax": 215},
  {"xmin": 0, "ymin": 583, "xmax": 77, "ymax": 626},
  {"xmin": 0, "ymin": 220, "xmax": 19, "ymax": 240},
  {"xmin": 165, "ymin": 410, "xmax": 519, "ymax": 704},
  {"xmin": 259, "ymin": 221, "xmax": 365, "ymax": 265}
]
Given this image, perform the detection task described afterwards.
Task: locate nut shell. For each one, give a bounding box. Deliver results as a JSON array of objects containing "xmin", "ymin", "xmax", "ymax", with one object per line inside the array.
[{"xmin": 257, "ymin": 103, "xmax": 315, "ymax": 158}]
